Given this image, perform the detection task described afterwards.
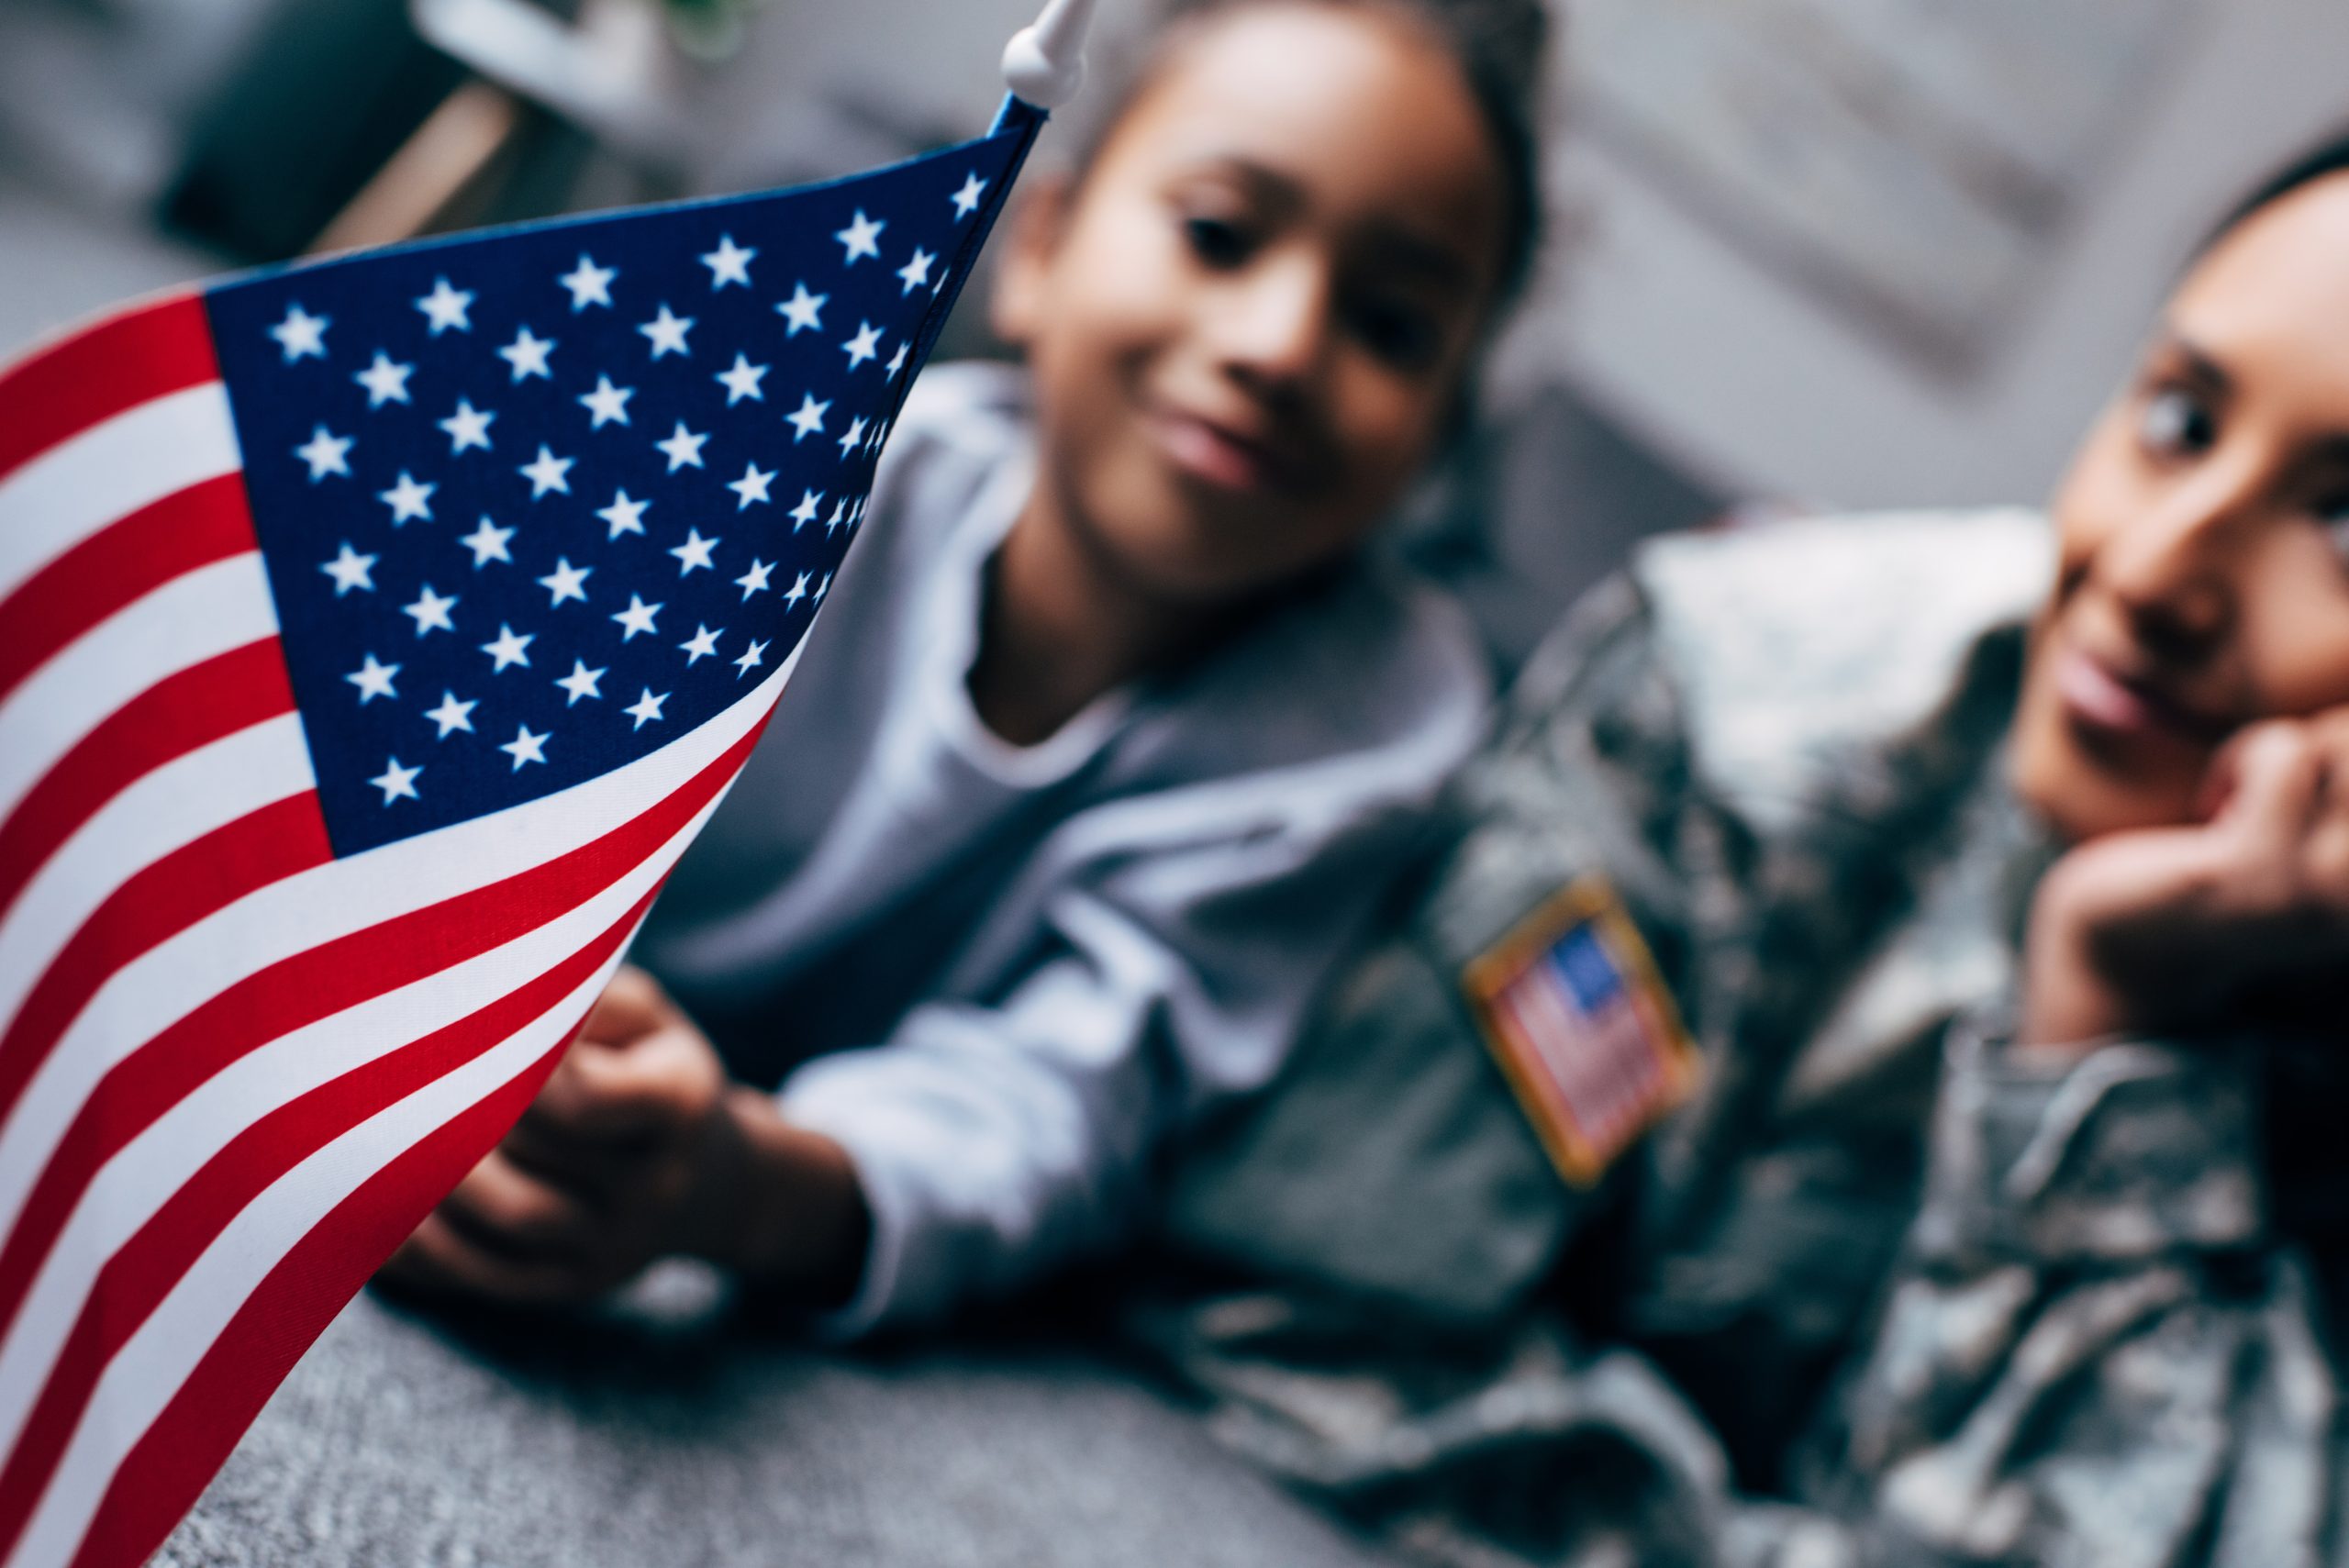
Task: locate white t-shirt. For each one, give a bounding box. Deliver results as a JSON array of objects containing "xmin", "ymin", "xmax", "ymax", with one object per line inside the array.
[{"xmin": 633, "ymin": 362, "xmax": 1491, "ymax": 1334}]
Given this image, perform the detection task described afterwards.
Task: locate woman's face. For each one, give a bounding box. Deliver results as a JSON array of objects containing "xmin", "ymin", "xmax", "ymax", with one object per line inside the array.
[
  {"xmin": 991, "ymin": 2, "xmax": 1508, "ymax": 606},
  {"xmin": 2014, "ymin": 171, "xmax": 2349, "ymax": 842}
]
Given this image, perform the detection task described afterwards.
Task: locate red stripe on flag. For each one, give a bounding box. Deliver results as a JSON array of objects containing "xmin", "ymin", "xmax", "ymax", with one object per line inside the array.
[
  {"xmin": 0, "ymin": 795, "xmax": 331, "ymax": 1129},
  {"xmin": 0, "ymin": 889, "xmax": 654, "ymax": 1562},
  {"xmin": 62, "ymin": 1012, "xmax": 583, "ymax": 1568},
  {"xmin": 0, "ymin": 295, "xmax": 217, "ymax": 488},
  {"xmin": 0, "ymin": 476, "xmax": 260, "ymax": 709},
  {"xmin": 0, "ymin": 723, "xmax": 758, "ymax": 1351},
  {"xmin": 0, "ymin": 641, "xmax": 297, "ymax": 925}
]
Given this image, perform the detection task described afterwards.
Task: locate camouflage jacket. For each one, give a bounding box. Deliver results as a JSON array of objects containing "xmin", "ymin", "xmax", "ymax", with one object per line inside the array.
[{"xmin": 1135, "ymin": 510, "xmax": 2343, "ymax": 1568}]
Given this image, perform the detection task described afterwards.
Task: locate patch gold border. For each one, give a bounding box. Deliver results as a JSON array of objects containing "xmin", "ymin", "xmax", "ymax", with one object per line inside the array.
[{"xmin": 1461, "ymin": 877, "xmax": 1702, "ymax": 1188}]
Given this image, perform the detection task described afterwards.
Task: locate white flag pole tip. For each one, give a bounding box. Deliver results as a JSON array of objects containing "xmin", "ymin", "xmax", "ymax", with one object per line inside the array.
[{"xmin": 1003, "ymin": 0, "xmax": 1099, "ymax": 108}]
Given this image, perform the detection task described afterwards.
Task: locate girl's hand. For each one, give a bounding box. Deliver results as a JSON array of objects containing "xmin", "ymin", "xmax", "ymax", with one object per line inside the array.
[
  {"xmin": 2022, "ymin": 714, "xmax": 2349, "ymax": 1050},
  {"xmin": 380, "ymin": 966, "xmax": 870, "ymax": 1309}
]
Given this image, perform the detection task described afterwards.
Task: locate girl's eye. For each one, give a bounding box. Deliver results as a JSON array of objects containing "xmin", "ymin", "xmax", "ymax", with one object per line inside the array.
[
  {"xmin": 1183, "ymin": 215, "xmax": 1253, "ymax": 269},
  {"xmin": 2139, "ymin": 384, "xmax": 2218, "ymax": 458},
  {"xmin": 1345, "ymin": 295, "xmax": 1440, "ymax": 373},
  {"xmin": 2315, "ymin": 497, "xmax": 2349, "ymax": 563}
]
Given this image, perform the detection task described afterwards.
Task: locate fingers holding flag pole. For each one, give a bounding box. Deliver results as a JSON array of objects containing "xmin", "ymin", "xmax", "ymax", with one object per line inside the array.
[{"xmin": 1003, "ymin": 0, "xmax": 1101, "ymax": 109}]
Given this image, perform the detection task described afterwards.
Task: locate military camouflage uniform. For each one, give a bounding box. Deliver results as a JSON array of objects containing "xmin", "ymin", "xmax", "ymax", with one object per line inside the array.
[{"xmin": 1134, "ymin": 509, "xmax": 2343, "ymax": 1568}]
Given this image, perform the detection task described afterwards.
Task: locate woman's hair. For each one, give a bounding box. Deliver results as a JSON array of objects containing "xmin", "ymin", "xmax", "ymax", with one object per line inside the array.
[
  {"xmin": 2205, "ymin": 130, "xmax": 2349, "ymax": 252},
  {"xmin": 1062, "ymin": 0, "xmax": 1553, "ymax": 304}
]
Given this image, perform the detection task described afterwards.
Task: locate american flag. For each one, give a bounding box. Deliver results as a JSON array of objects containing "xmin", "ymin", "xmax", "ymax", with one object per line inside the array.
[
  {"xmin": 0, "ymin": 99, "xmax": 1041, "ymax": 1568},
  {"xmin": 1465, "ymin": 890, "xmax": 1700, "ymax": 1189}
]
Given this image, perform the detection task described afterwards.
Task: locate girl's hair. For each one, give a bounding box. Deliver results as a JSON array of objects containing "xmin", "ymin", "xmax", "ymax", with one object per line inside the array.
[
  {"xmin": 1063, "ymin": 0, "xmax": 1553, "ymax": 305},
  {"xmin": 2205, "ymin": 130, "xmax": 2349, "ymax": 252}
]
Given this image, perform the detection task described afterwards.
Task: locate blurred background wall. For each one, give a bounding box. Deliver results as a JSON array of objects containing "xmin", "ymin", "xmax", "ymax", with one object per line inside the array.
[{"xmin": 6, "ymin": 0, "xmax": 2349, "ymax": 662}]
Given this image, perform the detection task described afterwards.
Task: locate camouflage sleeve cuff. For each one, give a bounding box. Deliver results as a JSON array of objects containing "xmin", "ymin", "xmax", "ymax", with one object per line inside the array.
[{"xmin": 1909, "ymin": 1019, "xmax": 2265, "ymax": 1268}]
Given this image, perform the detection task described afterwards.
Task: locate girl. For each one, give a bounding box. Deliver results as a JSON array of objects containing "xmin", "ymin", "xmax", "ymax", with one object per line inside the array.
[
  {"xmin": 1148, "ymin": 135, "xmax": 2349, "ymax": 1567},
  {"xmin": 382, "ymin": 0, "xmax": 1548, "ymax": 1333}
]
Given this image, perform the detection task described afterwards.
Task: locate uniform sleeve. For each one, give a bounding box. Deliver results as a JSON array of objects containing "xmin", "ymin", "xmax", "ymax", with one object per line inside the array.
[
  {"xmin": 1798, "ymin": 1022, "xmax": 2337, "ymax": 1568},
  {"xmin": 1163, "ymin": 572, "xmax": 1757, "ymax": 1328},
  {"xmin": 781, "ymin": 681, "xmax": 1489, "ymax": 1338}
]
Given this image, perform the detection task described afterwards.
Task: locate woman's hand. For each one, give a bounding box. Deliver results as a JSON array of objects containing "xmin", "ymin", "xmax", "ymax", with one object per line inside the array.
[
  {"xmin": 2022, "ymin": 713, "xmax": 2349, "ymax": 1050},
  {"xmin": 379, "ymin": 966, "xmax": 871, "ymax": 1310}
]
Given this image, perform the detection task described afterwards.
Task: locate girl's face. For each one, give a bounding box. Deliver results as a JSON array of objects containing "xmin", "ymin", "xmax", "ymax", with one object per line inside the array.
[
  {"xmin": 992, "ymin": 2, "xmax": 1508, "ymax": 606},
  {"xmin": 2014, "ymin": 172, "xmax": 2349, "ymax": 841}
]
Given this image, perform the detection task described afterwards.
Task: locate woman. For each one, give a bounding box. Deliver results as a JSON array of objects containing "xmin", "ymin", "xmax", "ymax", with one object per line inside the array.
[{"xmin": 1144, "ymin": 137, "xmax": 2349, "ymax": 1567}]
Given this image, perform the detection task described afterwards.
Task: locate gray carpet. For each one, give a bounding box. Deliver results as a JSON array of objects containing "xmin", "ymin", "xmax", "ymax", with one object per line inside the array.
[{"xmin": 158, "ymin": 1273, "xmax": 1390, "ymax": 1568}]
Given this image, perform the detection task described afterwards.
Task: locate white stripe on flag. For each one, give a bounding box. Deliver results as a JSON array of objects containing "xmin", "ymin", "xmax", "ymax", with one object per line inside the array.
[
  {"xmin": 0, "ymin": 791, "xmax": 718, "ymax": 1462},
  {"xmin": 0, "ymin": 657, "xmax": 791, "ymax": 1241},
  {"xmin": 3, "ymin": 945, "xmax": 625, "ymax": 1568},
  {"xmin": 0, "ymin": 553, "xmax": 278, "ymax": 826},
  {"xmin": 0, "ymin": 717, "xmax": 314, "ymax": 1034},
  {"xmin": 0, "ymin": 385, "xmax": 239, "ymax": 606}
]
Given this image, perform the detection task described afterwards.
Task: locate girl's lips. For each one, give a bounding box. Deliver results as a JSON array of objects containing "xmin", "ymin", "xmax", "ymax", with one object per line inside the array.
[
  {"xmin": 2054, "ymin": 646, "xmax": 2230, "ymax": 748},
  {"xmin": 1150, "ymin": 407, "xmax": 1310, "ymax": 497}
]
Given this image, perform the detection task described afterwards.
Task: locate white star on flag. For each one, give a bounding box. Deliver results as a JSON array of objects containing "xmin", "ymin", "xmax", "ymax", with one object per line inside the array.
[
  {"xmin": 402, "ymin": 584, "xmax": 459, "ymax": 636},
  {"xmin": 611, "ymin": 595, "xmax": 662, "ymax": 640},
  {"xmin": 837, "ymin": 417, "xmax": 868, "ymax": 459},
  {"xmin": 885, "ymin": 341, "xmax": 909, "ymax": 379},
  {"xmin": 268, "ymin": 303, "xmax": 329, "ymax": 363},
  {"xmin": 424, "ymin": 690, "xmax": 478, "ymax": 737},
  {"xmin": 670, "ymin": 529, "xmax": 719, "ymax": 576},
  {"xmin": 578, "ymin": 375, "xmax": 635, "ymax": 428},
  {"xmin": 415, "ymin": 276, "xmax": 474, "ymax": 335},
  {"xmin": 655, "ymin": 422, "xmax": 708, "ymax": 473},
  {"xmin": 480, "ymin": 623, "xmax": 534, "ymax": 672},
  {"xmin": 438, "ymin": 399, "xmax": 496, "ymax": 454},
  {"xmin": 952, "ymin": 172, "xmax": 987, "ymax": 217},
  {"xmin": 841, "ymin": 321, "xmax": 884, "ymax": 371},
  {"xmin": 775, "ymin": 284, "xmax": 827, "ymax": 336},
  {"xmin": 815, "ymin": 571, "xmax": 832, "ymax": 604},
  {"xmin": 896, "ymin": 249, "xmax": 936, "ymax": 295},
  {"xmin": 786, "ymin": 395, "xmax": 829, "ymax": 442},
  {"xmin": 678, "ymin": 623, "xmax": 722, "ymax": 663},
  {"xmin": 519, "ymin": 446, "xmax": 575, "ymax": 498},
  {"xmin": 553, "ymin": 659, "xmax": 607, "ymax": 706},
  {"xmin": 497, "ymin": 326, "xmax": 556, "ymax": 382},
  {"xmin": 638, "ymin": 304, "xmax": 695, "ymax": 359},
  {"xmin": 735, "ymin": 559, "xmax": 774, "ymax": 598},
  {"xmin": 598, "ymin": 490, "xmax": 651, "ymax": 539},
  {"xmin": 717, "ymin": 354, "xmax": 769, "ymax": 405},
  {"xmin": 701, "ymin": 234, "xmax": 757, "ymax": 289},
  {"xmin": 782, "ymin": 572, "xmax": 810, "ymax": 610},
  {"xmin": 459, "ymin": 517, "xmax": 515, "ymax": 566},
  {"xmin": 295, "ymin": 426, "xmax": 353, "ymax": 481},
  {"xmin": 836, "ymin": 209, "xmax": 885, "ymax": 263},
  {"xmin": 320, "ymin": 543, "xmax": 377, "ymax": 596},
  {"xmin": 346, "ymin": 652, "xmax": 400, "ymax": 704},
  {"xmin": 625, "ymin": 688, "xmax": 669, "ymax": 729},
  {"xmin": 789, "ymin": 490, "xmax": 823, "ymax": 529},
  {"xmin": 559, "ymin": 253, "xmax": 617, "ymax": 309},
  {"xmin": 354, "ymin": 351, "xmax": 413, "ymax": 406},
  {"xmin": 537, "ymin": 558, "xmax": 593, "ymax": 606},
  {"xmin": 733, "ymin": 638, "xmax": 768, "ymax": 678},
  {"xmin": 379, "ymin": 472, "xmax": 436, "ymax": 524},
  {"xmin": 369, "ymin": 757, "xmax": 422, "ymax": 805},
  {"xmin": 500, "ymin": 724, "xmax": 550, "ymax": 770},
  {"xmin": 729, "ymin": 462, "xmax": 777, "ymax": 509}
]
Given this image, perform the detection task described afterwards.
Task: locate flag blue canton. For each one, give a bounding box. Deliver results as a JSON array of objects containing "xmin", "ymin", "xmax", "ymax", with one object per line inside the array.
[{"xmin": 204, "ymin": 116, "xmax": 1033, "ymax": 857}]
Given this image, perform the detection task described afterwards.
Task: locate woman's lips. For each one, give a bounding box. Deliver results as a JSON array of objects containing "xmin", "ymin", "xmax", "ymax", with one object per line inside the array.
[{"xmin": 2054, "ymin": 646, "xmax": 2230, "ymax": 748}]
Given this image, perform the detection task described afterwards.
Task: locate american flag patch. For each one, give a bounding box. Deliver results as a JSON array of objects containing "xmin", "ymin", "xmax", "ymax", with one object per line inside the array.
[{"xmin": 1461, "ymin": 880, "xmax": 1699, "ymax": 1187}]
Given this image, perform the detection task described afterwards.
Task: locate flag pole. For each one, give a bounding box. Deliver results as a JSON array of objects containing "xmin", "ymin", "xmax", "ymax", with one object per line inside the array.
[{"xmin": 1002, "ymin": 0, "xmax": 1100, "ymax": 110}]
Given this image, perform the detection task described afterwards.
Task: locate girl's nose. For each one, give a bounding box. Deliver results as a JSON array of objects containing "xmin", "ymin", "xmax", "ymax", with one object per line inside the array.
[{"xmin": 1215, "ymin": 251, "xmax": 1330, "ymax": 395}]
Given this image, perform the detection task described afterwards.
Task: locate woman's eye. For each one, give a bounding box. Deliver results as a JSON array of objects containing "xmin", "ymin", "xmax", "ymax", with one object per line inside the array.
[
  {"xmin": 1183, "ymin": 215, "xmax": 1253, "ymax": 269},
  {"xmin": 2139, "ymin": 385, "xmax": 2218, "ymax": 458},
  {"xmin": 2316, "ymin": 497, "xmax": 2349, "ymax": 561}
]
